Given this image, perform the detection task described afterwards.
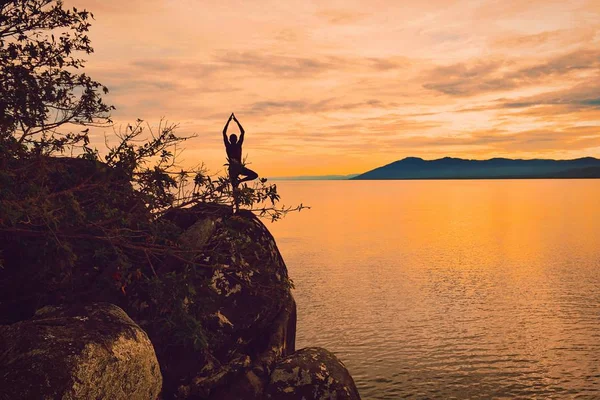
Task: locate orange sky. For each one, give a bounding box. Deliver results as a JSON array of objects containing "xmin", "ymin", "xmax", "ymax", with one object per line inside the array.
[{"xmin": 70, "ymin": 0, "xmax": 600, "ymax": 177}]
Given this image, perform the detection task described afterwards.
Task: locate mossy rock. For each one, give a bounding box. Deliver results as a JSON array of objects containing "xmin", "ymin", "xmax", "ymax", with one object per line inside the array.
[
  {"xmin": 0, "ymin": 303, "xmax": 162, "ymax": 400},
  {"xmin": 265, "ymin": 347, "xmax": 361, "ymax": 400}
]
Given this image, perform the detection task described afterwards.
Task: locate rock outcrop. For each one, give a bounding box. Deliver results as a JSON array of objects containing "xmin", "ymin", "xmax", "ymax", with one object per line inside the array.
[
  {"xmin": 265, "ymin": 347, "xmax": 361, "ymax": 400},
  {"xmin": 167, "ymin": 207, "xmax": 360, "ymax": 400},
  {"xmin": 0, "ymin": 155, "xmax": 361, "ymax": 399},
  {"xmin": 0, "ymin": 303, "xmax": 162, "ymax": 400},
  {"xmin": 161, "ymin": 205, "xmax": 298, "ymax": 398}
]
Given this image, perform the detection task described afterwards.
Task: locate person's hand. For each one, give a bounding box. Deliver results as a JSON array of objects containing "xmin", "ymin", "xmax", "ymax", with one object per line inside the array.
[
  {"xmin": 232, "ymin": 113, "xmax": 238, "ymax": 122},
  {"xmin": 228, "ymin": 113, "xmax": 234, "ymax": 121}
]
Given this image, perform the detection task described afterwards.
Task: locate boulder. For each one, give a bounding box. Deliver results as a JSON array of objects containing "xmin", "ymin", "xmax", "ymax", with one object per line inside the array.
[
  {"xmin": 204, "ymin": 294, "xmax": 297, "ymax": 400},
  {"xmin": 265, "ymin": 347, "xmax": 361, "ymax": 400},
  {"xmin": 159, "ymin": 205, "xmax": 297, "ymax": 398},
  {"xmin": 201, "ymin": 209, "xmax": 293, "ymax": 347},
  {"xmin": 0, "ymin": 303, "xmax": 162, "ymax": 400}
]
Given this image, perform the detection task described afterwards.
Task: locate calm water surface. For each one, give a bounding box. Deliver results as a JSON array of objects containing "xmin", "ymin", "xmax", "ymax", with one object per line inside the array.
[{"xmin": 267, "ymin": 180, "xmax": 600, "ymax": 400}]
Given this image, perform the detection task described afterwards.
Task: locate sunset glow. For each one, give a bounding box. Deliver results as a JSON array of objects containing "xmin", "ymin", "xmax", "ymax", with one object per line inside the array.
[{"xmin": 73, "ymin": 0, "xmax": 600, "ymax": 176}]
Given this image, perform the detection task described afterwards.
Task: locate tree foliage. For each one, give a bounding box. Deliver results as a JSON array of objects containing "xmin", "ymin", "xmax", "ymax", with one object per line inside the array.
[{"xmin": 0, "ymin": 0, "xmax": 113, "ymax": 151}]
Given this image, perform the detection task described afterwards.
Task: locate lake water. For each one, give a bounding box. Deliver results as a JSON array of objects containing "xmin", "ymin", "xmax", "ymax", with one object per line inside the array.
[{"xmin": 267, "ymin": 180, "xmax": 600, "ymax": 400}]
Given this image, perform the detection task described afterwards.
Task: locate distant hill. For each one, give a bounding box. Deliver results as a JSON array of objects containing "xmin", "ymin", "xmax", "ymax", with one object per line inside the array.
[
  {"xmin": 270, "ymin": 174, "xmax": 359, "ymax": 181},
  {"xmin": 352, "ymin": 157, "xmax": 600, "ymax": 180}
]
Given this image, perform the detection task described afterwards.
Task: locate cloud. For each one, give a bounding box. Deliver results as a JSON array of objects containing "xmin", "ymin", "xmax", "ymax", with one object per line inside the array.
[
  {"xmin": 130, "ymin": 60, "xmax": 179, "ymax": 72},
  {"xmin": 377, "ymin": 126, "xmax": 600, "ymax": 153},
  {"xmin": 493, "ymin": 30, "xmax": 566, "ymax": 47},
  {"xmin": 423, "ymin": 49, "xmax": 600, "ymax": 96},
  {"xmin": 367, "ymin": 57, "xmax": 411, "ymax": 71},
  {"xmin": 129, "ymin": 59, "xmax": 222, "ymax": 78},
  {"xmin": 507, "ymin": 49, "xmax": 600, "ymax": 80},
  {"xmin": 107, "ymin": 79, "xmax": 180, "ymax": 93},
  {"xmin": 422, "ymin": 60, "xmax": 509, "ymax": 95},
  {"xmin": 246, "ymin": 100, "xmax": 311, "ymax": 114},
  {"xmin": 67, "ymin": 0, "xmax": 162, "ymax": 14},
  {"xmin": 492, "ymin": 29, "xmax": 597, "ymax": 50},
  {"xmin": 501, "ymin": 79, "xmax": 600, "ymax": 110},
  {"xmin": 504, "ymin": 98, "xmax": 600, "ymax": 109},
  {"xmin": 213, "ymin": 51, "xmax": 334, "ymax": 78},
  {"xmin": 242, "ymin": 98, "xmax": 401, "ymax": 116},
  {"xmin": 315, "ymin": 9, "xmax": 367, "ymax": 25},
  {"xmin": 499, "ymin": 127, "xmax": 600, "ymax": 152},
  {"xmin": 211, "ymin": 51, "xmax": 410, "ymax": 78},
  {"xmin": 453, "ymin": 78, "xmax": 600, "ymax": 114}
]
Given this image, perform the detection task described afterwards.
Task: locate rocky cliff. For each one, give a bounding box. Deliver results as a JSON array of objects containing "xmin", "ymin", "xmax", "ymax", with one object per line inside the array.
[{"xmin": 0, "ymin": 157, "xmax": 360, "ymax": 399}]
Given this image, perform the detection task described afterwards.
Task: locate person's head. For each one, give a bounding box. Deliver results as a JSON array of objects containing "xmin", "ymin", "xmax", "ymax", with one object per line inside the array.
[{"xmin": 229, "ymin": 134, "xmax": 238, "ymax": 144}]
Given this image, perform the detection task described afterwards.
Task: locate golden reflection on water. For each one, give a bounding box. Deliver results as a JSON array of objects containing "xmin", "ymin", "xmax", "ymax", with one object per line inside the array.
[{"xmin": 268, "ymin": 180, "xmax": 600, "ymax": 399}]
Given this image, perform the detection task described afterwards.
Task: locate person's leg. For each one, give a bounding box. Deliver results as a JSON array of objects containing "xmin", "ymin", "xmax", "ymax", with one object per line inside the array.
[
  {"xmin": 228, "ymin": 164, "xmax": 241, "ymax": 212},
  {"xmin": 237, "ymin": 165, "xmax": 258, "ymax": 183},
  {"xmin": 228, "ymin": 164, "xmax": 240, "ymax": 188}
]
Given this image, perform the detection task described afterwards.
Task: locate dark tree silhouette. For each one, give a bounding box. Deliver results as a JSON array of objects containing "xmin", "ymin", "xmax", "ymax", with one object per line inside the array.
[{"xmin": 0, "ymin": 0, "xmax": 113, "ymax": 150}]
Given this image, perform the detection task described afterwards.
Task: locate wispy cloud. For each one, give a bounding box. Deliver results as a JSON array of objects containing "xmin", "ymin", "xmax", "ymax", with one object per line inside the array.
[
  {"xmin": 502, "ymin": 79, "xmax": 600, "ymax": 109},
  {"xmin": 423, "ymin": 49, "xmax": 600, "ymax": 96}
]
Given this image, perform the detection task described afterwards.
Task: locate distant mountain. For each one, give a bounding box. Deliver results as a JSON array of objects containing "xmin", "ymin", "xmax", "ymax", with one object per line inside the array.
[
  {"xmin": 270, "ymin": 174, "xmax": 359, "ymax": 181},
  {"xmin": 352, "ymin": 157, "xmax": 600, "ymax": 180},
  {"xmin": 547, "ymin": 166, "xmax": 600, "ymax": 178}
]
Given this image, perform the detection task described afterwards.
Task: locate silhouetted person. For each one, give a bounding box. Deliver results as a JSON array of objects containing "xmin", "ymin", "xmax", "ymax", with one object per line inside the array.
[{"xmin": 223, "ymin": 113, "xmax": 258, "ymax": 188}]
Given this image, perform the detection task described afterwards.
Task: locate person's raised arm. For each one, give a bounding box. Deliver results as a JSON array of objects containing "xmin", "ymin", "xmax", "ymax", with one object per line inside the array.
[
  {"xmin": 232, "ymin": 113, "xmax": 245, "ymax": 144},
  {"xmin": 222, "ymin": 113, "xmax": 233, "ymax": 145}
]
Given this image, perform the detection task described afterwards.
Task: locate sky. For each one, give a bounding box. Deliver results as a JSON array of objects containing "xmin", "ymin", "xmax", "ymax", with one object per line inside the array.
[{"xmin": 69, "ymin": 0, "xmax": 600, "ymax": 177}]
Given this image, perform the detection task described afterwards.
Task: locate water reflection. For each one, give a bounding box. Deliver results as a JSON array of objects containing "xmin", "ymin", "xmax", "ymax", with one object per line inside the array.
[{"xmin": 268, "ymin": 180, "xmax": 600, "ymax": 399}]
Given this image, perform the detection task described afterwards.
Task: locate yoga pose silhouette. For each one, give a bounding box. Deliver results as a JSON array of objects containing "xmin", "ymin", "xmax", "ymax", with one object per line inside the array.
[{"xmin": 222, "ymin": 113, "xmax": 258, "ymax": 187}]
